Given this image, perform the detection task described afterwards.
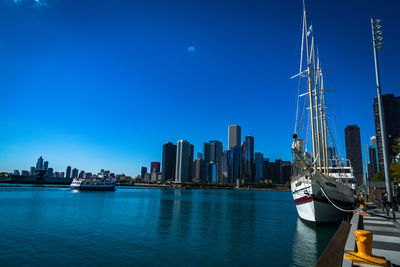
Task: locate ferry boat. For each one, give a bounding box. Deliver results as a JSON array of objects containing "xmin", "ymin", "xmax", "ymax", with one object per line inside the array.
[
  {"xmin": 70, "ymin": 176, "xmax": 116, "ymax": 191},
  {"xmin": 290, "ymin": 4, "xmax": 355, "ymax": 223}
]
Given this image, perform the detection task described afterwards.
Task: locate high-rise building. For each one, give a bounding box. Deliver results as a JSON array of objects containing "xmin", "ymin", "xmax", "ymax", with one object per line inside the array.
[
  {"xmin": 228, "ymin": 125, "xmax": 241, "ymax": 150},
  {"xmin": 66, "ymin": 166, "xmax": 72, "ymax": 179},
  {"xmin": 368, "ymin": 145, "xmax": 378, "ymax": 180},
  {"xmin": 30, "ymin": 167, "xmax": 35, "ymax": 175},
  {"xmin": 229, "ymin": 146, "xmax": 241, "ymax": 184},
  {"xmin": 141, "ymin": 167, "xmax": 147, "ymax": 178},
  {"xmin": 175, "ymin": 140, "xmax": 192, "ymax": 183},
  {"xmin": 255, "ymin": 152, "xmax": 263, "ymax": 183},
  {"xmin": 60, "ymin": 172, "xmax": 65, "ymax": 178},
  {"xmin": 209, "ymin": 140, "xmax": 223, "ymax": 183},
  {"xmin": 189, "ymin": 144, "xmax": 194, "ymax": 181},
  {"xmin": 71, "ymin": 168, "xmax": 79, "ymax": 178},
  {"xmin": 345, "ymin": 125, "xmax": 363, "ymax": 185},
  {"xmin": 13, "ymin": 170, "xmax": 20, "ymax": 175},
  {"xmin": 43, "ymin": 161, "xmax": 49, "ymax": 171},
  {"xmin": 373, "ymin": 94, "xmax": 400, "ymax": 172},
  {"xmin": 203, "ymin": 142, "xmax": 212, "ymax": 182},
  {"xmin": 21, "ymin": 170, "xmax": 30, "ymax": 176},
  {"xmin": 193, "ymin": 158, "xmax": 204, "ymax": 183},
  {"xmin": 36, "ymin": 156, "xmax": 44, "ymax": 170},
  {"xmin": 244, "ymin": 136, "xmax": 255, "ymax": 184},
  {"xmin": 162, "ymin": 142, "xmax": 177, "ymax": 181},
  {"xmin": 78, "ymin": 170, "xmax": 85, "ymax": 179},
  {"xmin": 197, "ymin": 152, "xmax": 203, "ymax": 160},
  {"xmin": 203, "ymin": 142, "xmax": 211, "ymax": 163},
  {"xmin": 150, "ymin": 162, "xmax": 161, "ymax": 173}
]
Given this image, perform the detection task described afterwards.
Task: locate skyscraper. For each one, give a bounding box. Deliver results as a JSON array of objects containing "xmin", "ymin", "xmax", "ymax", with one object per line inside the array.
[
  {"xmin": 175, "ymin": 140, "xmax": 192, "ymax": 183},
  {"xmin": 244, "ymin": 136, "xmax": 255, "ymax": 184},
  {"xmin": 228, "ymin": 125, "xmax": 241, "ymax": 150},
  {"xmin": 345, "ymin": 125, "xmax": 363, "ymax": 185},
  {"xmin": 141, "ymin": 167, "xmax": 147, "ymax": 178},
  {"xmin": 71, "ymin": 168, "xmax": 79, "ymax": 178},
  {"xmin": 66, "ymin": 166, "xmax": 72, "ymax": 179},
  {"xmin": 203, "ymin": 142, "xmax": 212, "ymax": 182},
  {"xmin": 36, "ymin": 156, "xmax": 44, "ymax": 170},
  {"xmin": 150, "ymin": 162, "xmax": 161, "ymax": 173},
  {"xmin": 43, "ymin": 161, "xmax": 49, "ymax": 171},
  {"xmin": 373, "ymin": 94, "xmax": 400, "ymax": 172},
  {"xmin": 203, "ymin": 142, "xmax": 211, "ymax": 163},
  {"xmin": 255, "ymin": 152, "xmax": 263, "ymax": 183},
  {"xmin": 193, "ymin": 158, "xmax": 204, "ymax": 183},
  {"xmin": 209, "ymin": 140, "xmax": 223, "ymax": 183},
  {"xmin": 162, "ymin": 142, "xmax": 177, "ymax": 181}
]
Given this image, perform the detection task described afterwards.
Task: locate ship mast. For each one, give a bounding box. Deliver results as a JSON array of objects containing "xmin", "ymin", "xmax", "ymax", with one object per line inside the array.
[
  {"xmin": 312, "ymin": 37, "xmax": 322, "ymax": 172},
  {"xmin": 304, "ymin": 5, "xmax": 317, "ymax": 173}
]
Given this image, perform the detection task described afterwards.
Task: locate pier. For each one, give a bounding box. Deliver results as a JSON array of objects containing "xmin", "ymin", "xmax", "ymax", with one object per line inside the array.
[{"xmin": 342, "ymin": 206, "xmax": 400, "ymax": 266}]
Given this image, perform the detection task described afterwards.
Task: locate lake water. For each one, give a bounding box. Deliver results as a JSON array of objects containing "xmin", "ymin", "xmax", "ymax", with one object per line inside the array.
[{"xmin": 0, "ymin": 185, "xmax": 337, "ymax": 266}]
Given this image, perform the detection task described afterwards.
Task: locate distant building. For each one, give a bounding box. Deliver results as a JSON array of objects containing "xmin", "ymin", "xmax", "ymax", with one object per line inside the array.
[
  {"xmin": 36, "ymin": 156, "xmax": 44, "ymax": 170},
  {"xmin": 78, "ymin": 170, "xmax": 85, "ymax": 179},
  {"xmin": 345, "ymin": 125, "xmax": 363, "ymax": 185},
  {"xmin": 161, "ymin": 142, "xmax": 177, "ymax": 181},
  {"xmin": 197, "ymin": 152, "xmax": 203, "ymax": 160},
  {"xmin": 66, "ymin": 166, "xmax": 71, "ymax": 179},
  {"xmin": 373, "ymin": 94, "xmax": 400, "ymax": 172},
  {"xmin": 144, "ymin": 172, "xmax": 151, "ymax": 183},
  {"xmin": 263, "ymin": 158, "xmax": 270, "ymax": 181},
  {"xmin": 368, "ymin": 145, "xmax": 378, "ymax": 180},
  {"xmin": 30, "ymin": 167, "xmax": 35, "ymax": 175},
  {"xmin": 21, "ymin": 170, "xmax": 30, "ymax": 176},
  {"xmin": 209, "ymin": 140, "xmax": 223, "ymax": 183},
  {"xmin": 47, "ymin": 168, "xmax": 54, "ymax": 177},
  {"xmin": 85, "ymin": 172, "xmax": 92, "ymax": 178},
  {"xmin": 141, "ymin": 167, "xmax": 147, "ymax": 178},
  {"xmin": 55, "ymin": 172, "xmax": 60, "ymax": 178},
  {"xmin": 255, "ymin": 152, "xmax": 263, "ymax": 183},
  {"xmin": 193, "ymin": 158, "xmax": 204, "ymax": 183},
  {"xmin": 150, "ymin": 162, "xmax": 161, "ymax": 173},
  {"xmin": 43, "ymin": 161, "xmax": 49, "ymax": 171},
  {"xmin": 60, "ymin": 172, "xmax": 65, "ymax": 178},
  {"xmin": 175, "ymin": 140, "xmax": 192, "ymax": 183},
  {"xmin": 13, "ymin": 170, "xmax": 20, "ymax": 176},
  {"xmin": 228, "ymin": 125, "xmax": 241, "ymax": 150},
  {"xmin": 71, "ymin": 168, "xmax": 79, "ymax": 178},
  {"xmin": 244, "ymin": 136, "xmax": 255, "ymax": 184}
]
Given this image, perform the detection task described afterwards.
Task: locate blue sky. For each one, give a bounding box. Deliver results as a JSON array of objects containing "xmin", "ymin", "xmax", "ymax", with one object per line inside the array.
[{"xmin": 0, "ymin": 0, "xmax": 399, "ymax": 176}]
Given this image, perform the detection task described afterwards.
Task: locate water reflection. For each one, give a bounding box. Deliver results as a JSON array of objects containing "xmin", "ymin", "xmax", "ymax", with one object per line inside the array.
[{"xmin": 291, "ymin": 218, "xmax": 339, "ymax": 266}]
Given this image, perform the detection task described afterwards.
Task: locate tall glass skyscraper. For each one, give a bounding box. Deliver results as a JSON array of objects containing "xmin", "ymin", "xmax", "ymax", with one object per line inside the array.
[
  {"xmin": 345, "ymin": 125, "xmax": 363, "ymax": 185},
  {"xmin": 175, "ymin": 140, "xmax": 192, "ymax": 183},
  {"xmin": 36, "ymin": 156, "xmax": 44, "ymax": 170},
  {"xmin": 162, "ymin": 142, "xmax": 177, "ymax": 181},
  {"xmin": 244, "ymin": 136, "xmax": 255, "ymax": 184}
]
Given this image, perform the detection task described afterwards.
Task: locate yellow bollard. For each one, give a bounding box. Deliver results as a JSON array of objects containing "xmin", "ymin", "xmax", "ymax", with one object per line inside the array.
[{"xmin": 345, "ymin": 230, "xmax": 387, "ymax": 265}]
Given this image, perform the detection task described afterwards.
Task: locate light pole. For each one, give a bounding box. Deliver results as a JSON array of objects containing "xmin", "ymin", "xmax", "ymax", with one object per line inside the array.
[{"xmin": 371, "ymin": 18, "xmax": 392, "ymax": 203}]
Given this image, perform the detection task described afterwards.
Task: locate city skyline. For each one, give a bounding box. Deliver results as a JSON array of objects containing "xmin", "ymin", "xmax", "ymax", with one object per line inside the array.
[{"xmin": 0, "ymin": 0, "xmax": 399, "ymax": 176}]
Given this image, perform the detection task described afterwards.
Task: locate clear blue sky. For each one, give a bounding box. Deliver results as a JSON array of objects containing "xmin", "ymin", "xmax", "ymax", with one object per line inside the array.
[{"xmin": 0, "ymin": 0, "xmax": 399, "ymax": 176}]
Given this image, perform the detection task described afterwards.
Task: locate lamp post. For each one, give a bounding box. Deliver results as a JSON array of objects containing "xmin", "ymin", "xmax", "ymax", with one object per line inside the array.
[{"xmin": 371, "ymin": 18, "xmax": 392, "ymax": 203}]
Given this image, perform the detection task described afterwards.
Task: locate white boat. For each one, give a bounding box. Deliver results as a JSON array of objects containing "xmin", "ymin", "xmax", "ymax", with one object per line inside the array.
[
  {"xmin": 70, "ymin": 176, "xmax": 115, "ymax": 191},
  {"xmin": 290, "ymin": 4, "xmax": 355, "ymax": 223}
]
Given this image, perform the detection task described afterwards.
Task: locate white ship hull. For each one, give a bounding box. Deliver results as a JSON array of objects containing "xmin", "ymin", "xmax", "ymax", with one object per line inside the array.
[{"xmin": 291, "ymin": 174, "xmax": 355, "ymax": 223}]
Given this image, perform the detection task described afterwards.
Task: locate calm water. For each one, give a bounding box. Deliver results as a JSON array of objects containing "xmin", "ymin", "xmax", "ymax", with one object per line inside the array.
[{"xmin": 0, "ymin": 185, "xmax": 337, "ymax": 266}]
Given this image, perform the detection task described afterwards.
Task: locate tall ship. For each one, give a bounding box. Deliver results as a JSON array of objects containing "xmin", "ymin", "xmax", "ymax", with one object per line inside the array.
[
  {"xmin": 290, "ymin": 4, "xmax": 356, "ymax": 223},
  {"xmin": 70, "ymin": 176, "xmax": 116, "ymax": 191}
]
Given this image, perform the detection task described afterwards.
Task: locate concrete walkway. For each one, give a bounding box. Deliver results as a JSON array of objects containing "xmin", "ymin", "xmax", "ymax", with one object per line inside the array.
[{"xmin": 362, "ymin": 208, "xmax": 400, "ymax": 266}]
